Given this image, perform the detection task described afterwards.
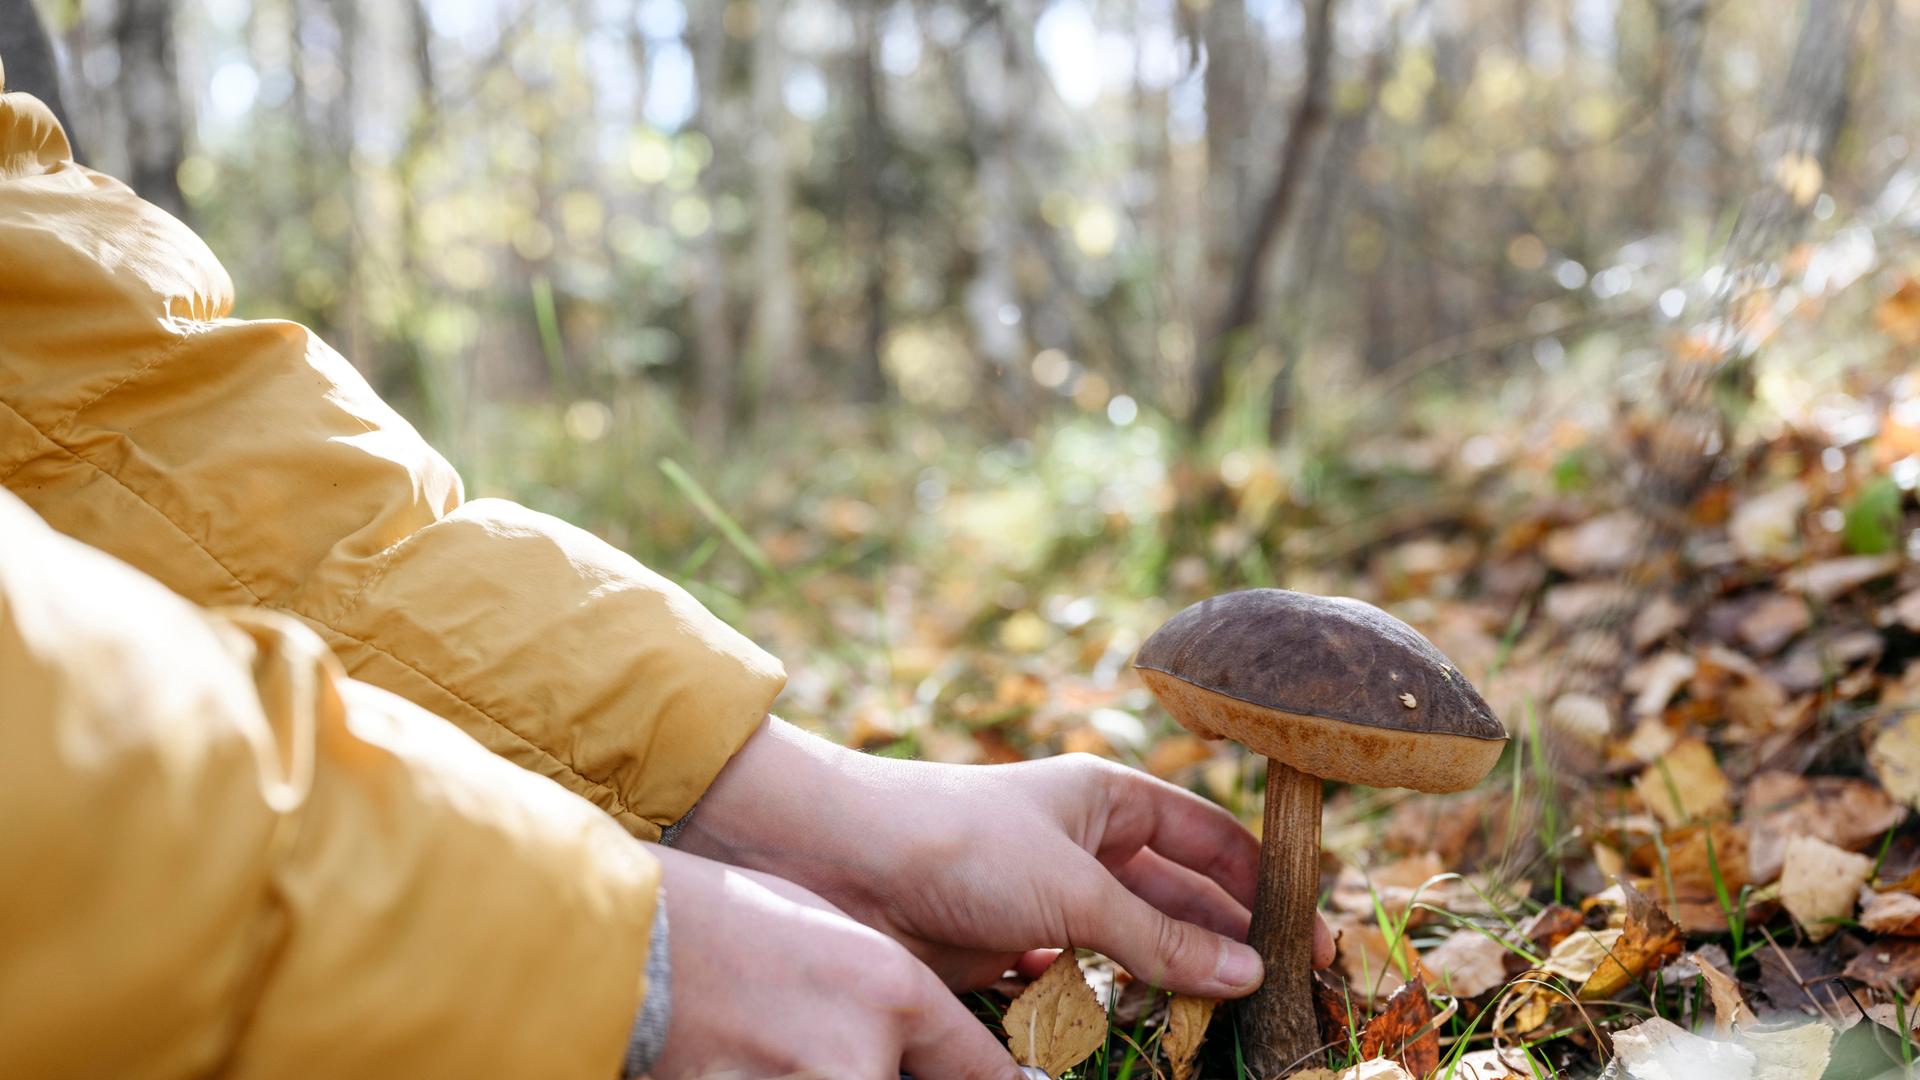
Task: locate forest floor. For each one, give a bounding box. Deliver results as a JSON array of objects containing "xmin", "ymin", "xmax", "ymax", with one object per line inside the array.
[{"xmin": 476, "ymin": 279, "xmax": 1920, "ymax": 1079}]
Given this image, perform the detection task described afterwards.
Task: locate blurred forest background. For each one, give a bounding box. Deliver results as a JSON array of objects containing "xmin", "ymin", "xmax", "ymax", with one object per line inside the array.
[
  {"xmin": 21, "ymin": 0, "xmax": 1917, "ymax": 757},
  {"xmin": 21, "ymin": 0, "xmax": 1920, "ymax": 1072}
]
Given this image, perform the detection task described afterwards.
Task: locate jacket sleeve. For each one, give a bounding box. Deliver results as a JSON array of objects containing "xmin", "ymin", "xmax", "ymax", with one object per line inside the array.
[
  {"xmin": 0, "ymin": 490, "xmax": 659, "ymax": 1080},
  {"xmin": 0, "ymin": 82, "xmax": 785, "ymax": 837}
]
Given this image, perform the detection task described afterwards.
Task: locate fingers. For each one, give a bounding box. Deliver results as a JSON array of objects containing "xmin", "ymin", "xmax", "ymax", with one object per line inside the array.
[
  {"xmin": 1115, "ymin": 847, "xmax": 1252, "ymax": 939},
  {"xmin": 898, "ymin": 973, "xmax": 1027, "ymax": 1080},
  {"xmin": 1014, "ymin": 949, "xmax": 1060, "ymax": 979},
  {"xmin": 1096, "ymin": 767, "xmax": 1261, "ymax": 909},
  {"xmin": 1064, "ymin": 852, "xmax": 1264, "ymax": 997}
]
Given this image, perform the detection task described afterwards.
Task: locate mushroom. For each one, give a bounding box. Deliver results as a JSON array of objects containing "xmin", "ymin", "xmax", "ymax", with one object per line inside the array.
[{"xmin": 1134, "ymin": 589, "xmax": 1508, "ymax": 1076}]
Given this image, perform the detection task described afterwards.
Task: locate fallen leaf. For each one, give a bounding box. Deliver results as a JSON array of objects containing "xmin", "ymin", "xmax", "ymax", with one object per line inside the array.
[
  {"xmin": 1779, "ymin": 835, "xmax": 1872, "ymax": 943},
  {"xmin": 1003, "ymin": 951, "xmax": 1108, "ymax": 1078},
  {"xmin": 1630, "ymin": 821, "xmax": 1750, "ymax": 933},
  {"xmin": 1452, "ymin": 1047, "xmax": 1533, "ymax": 1079},
  {"xmin": 1517, "ymin": 904, "xmax": 1586, "ymax": 961},
  {"xmin": 1543, "ymin": 928, "xmax": 1624, "ymax": 984},
  {"xmin": 1612, "ymin": 1016, "xmax": 1756, "ymax": 1080},
  {"xmin": 1860, "ymin": 891, "xmax": 1920, "ymax": 936},
  {"xmin": 1782, "ymin": 554, "xmax": 1901, "ymax": 603},
  {"xmin": 1339, "ymin": 1060, "xmax": 1414, "ymax": 1080},
  {"xmin": 1737, "ymin": 593, "xmax": 1812, "ymax": 656},
  {"xmin": 1543, "ymin": 510, "xmax": 1648, "ymax": 574},
  {"xmin": 1892, "ymin": 590, "xmax": 1920, "ymax": 633},
  {"xmin": 1743, "ymin": 771, "xmax": 1906, "ymax": 883},
  {"xmin": 1739, "ymin": 1021, "xmax": 1835, "ymax": 1080},
  {"xmin": 1162, "ymin": 995, "xmax": 1215, "ymax": 1080},
  {"xmin": 1358, "ymin": 975, "xmax": 1440, "ymax": 1077},
  {"xmin": 1627, "ymin": 650, "xmax": 1698, "ymax": 718},
  {"xmin": 1869, "ymin": 712, "xmax": 1920, "ymax": 809},
  {"xmin": 1330, "ymin": 920, "xmax": 1426, "ymax": 1005},
  {"xmin": 1841, "ymin": 938, "xmax": 1920, "ymax": 993},
  {"xmin": 1423, "ymin": 929, "xmax": 1510, "ymax": 997},
  {"xmin": 1634, "ymin": 737, "xmax": 1731, "ymax": 827},
  {"xmin": 1862, "ymin": 1001, "xmax": 1919, "ymax": 1036},
  {"xmin": 1690, "ymin": 950, "xmax": 1757, "ymax": 1034},
  {"xmin": 1329, "ymin": 852, "xmax": 1448, "ymax": 925},
  {"xmin": 1756, "ymin": 946, "xmax": 1847, "ymax": 1018},
  {"xmin": 1580, "ymin": 880, "xmax": 1683, "ymax": 999}
]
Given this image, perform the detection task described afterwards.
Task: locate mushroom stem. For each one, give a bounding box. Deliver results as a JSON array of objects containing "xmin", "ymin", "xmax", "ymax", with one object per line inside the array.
[{"xmin": 1240, "ymin": 760, "xmax": 1324, "ymax": 1077}]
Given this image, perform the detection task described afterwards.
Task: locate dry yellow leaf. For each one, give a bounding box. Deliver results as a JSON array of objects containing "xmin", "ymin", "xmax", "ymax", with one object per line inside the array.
[
  {"xmin": 1870, "ymin": 712, "xmax": 1920, "ymax": 809},
  {"xmin": 1580, "ymin": 882, "xmax": 1682, "ymax": 1000},
  {"xmin": 1004, "ymin": 952, "xmax": 1108, "ymax": 1078},
  {"xmin": 1162, "ymin": 995, "xmax": 1216, "ymax": 1080},
  {"xmin": 1541, "ymin": 928, "xmax": 1624, "ymax": 983},
  {"xmin": 1634, "ymin": 738, "xmax": 1731, "ymax": 827},
  {"xmin": 1739, "ymin": 1022, "xmax": 1834, "ymax": 1080},
  {"xmin": 1779, "ymin": 835, "xmax": 1872, "ymax": 943}
]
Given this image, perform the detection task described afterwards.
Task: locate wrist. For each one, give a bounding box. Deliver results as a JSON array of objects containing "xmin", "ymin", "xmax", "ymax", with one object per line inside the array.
[{"xmin": 672, "ymin": 716, "xmax": 926, "ymax": 910}]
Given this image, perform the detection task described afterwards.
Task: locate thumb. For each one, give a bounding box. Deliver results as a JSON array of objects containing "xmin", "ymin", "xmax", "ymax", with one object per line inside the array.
[{"xmin": 1067, "ymin": 864, "xmax": 1264, "ymax": 997}]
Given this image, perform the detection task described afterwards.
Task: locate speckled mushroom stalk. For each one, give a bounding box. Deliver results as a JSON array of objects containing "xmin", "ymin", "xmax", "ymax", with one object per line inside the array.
[{"xmin": 1135, "ymin": 589, "xmax": 1508, "ymax": 1078}]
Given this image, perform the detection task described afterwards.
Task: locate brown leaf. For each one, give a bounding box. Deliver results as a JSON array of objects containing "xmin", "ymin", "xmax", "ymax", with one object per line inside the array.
[
  {"xmin": 1329, "ymin": 853, "xmax": 1448, "ymax": 925},
  {"xmin": 1779, "ymin": 835, "xmax": 1872, "ymax": 943},
  {"xmin": 1580, "ymin": 880, "xmax": 1683, "ymax": 999},
  {"xmin": 1782, "ymin": 554, "xmax": 1901, "ymax": 604},
  {"xmin": 1003, "ymin": 951, "xmax": 1108, "ymax": 1078},
  {"xmin": 1756, "ymin": 946, "xmax": 1846, "ymax": 1018},
  {"xmin": 1630, "ymin": 822, "xmax": 1751, "ymax": 933},
  {"xmin": 1743, "ymin": 771, "xmax": 1907, "ymax": 884},
  {"xmin": 1542, "ymin": 510, "xmax": 1648, "ymax": 575},
  {"xmin": 1860, "ymin": 891, "xmax": 1920, "ymax": 936},
  {"xmin": 1737, "ymin": 593, "xmax": 1811, "ymax": 656},
  {"xmin": 1517, "ymin": 905, "xmax": 1585, "ymax": 962},
  {"xmin": 1358, "ymin": 976, "xmax": 1440, "ymax": 1078},
  {"xmin": 1162, "ymin": 995, "xmax": 1216, "ymax": 1080},
  {"xmin": 1842, "ymin": 938, "xmax": 1920, "ymax": 993},
  {"xmin": 1330, "ymin": 919, "xmax": 1427, "ymax": 1006},
  {"xmin": 1689, "ymin": 951, "xmax": 1756, "ymax": 1035},
  {"xmin": 1423, "ymin": 929, "xmax": 1510, "ymax": 998},
  {"xmin": 1634, "ymin": 737, "xmax": 1732, "ymax": 827}
]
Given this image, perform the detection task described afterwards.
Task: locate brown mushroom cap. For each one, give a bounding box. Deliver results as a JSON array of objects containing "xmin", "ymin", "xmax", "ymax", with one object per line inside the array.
[{"xmin": 1134, "ymin": 589, "xmax": 1508, "ymax": 793}]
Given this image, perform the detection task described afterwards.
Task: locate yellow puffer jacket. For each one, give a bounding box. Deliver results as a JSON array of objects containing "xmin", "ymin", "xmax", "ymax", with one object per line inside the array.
[{"xmin": 0, "ymin": 54, "xmax": 785, "ymax": 1077}]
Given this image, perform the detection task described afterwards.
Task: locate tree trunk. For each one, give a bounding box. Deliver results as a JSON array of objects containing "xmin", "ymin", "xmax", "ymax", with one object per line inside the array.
[
  {"xmin": 688, "ymin": 3, "xmax": 736, "ymax": 448},
  {"xmin": 113, "ymin": 0, "xmax": 187, "ymax": 221},
  {"xmin": 751, "ymin": 0, "xmax": 806, "ymax": 401},
  {"xmin": 1187, "ymin": 0, "xmax": 1337, "ymax": 437},
  {"xmin": 0, "ymin": 0, "xmax": 80, "ymax": 146}
]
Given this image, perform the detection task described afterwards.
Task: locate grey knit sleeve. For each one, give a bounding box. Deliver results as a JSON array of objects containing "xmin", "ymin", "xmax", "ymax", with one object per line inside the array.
[
  {"xmin": 622, "ymin": 893, "xmax": 673, "ymax": 1079},
  {"xmin": 624, "ymin": 804, "xmax": 697, "ymax": 1078}
]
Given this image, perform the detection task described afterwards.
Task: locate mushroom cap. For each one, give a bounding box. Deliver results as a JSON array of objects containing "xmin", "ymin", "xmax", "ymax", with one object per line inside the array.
[{"xmin": 1134, "ymin": 589, "xmax": 1508, "ymax": 793}]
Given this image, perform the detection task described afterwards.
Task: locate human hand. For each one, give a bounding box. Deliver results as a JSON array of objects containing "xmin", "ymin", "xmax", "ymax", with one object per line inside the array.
[
  {"xmin": 674, "ymin": 718, "xmax": 1335, "ymax": 995},
  {"xmin": 648, "ymin": 844, "xmax": 1024, "ymax": 1080}
]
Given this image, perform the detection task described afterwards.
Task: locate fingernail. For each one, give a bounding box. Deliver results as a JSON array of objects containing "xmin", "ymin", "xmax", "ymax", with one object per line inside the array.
[{"xmin": 1216, "ymin": 943, "xmax": 1263, "ymax": 989}]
